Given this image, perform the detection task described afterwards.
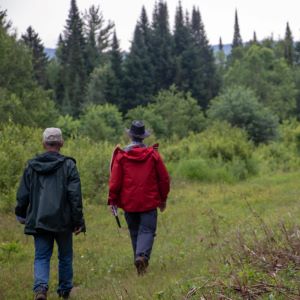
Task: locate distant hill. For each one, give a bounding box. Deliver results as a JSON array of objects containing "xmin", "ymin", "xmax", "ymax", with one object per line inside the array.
[
  {"xmin": 45, "ymin": 44, "xmax": 232, "ymax": 60},
  {"xmin": 212, "ymin": 44, "xmax": 232, "ymax": 56},
  {"xmin": 45, "ymin": 48, "xmax": 56, "ymax": 59}
]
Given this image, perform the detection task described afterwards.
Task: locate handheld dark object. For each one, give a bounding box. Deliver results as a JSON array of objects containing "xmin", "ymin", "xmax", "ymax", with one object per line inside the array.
[{"xmin": 112, "ymin": 206, "xmax": 121, "ymax": 228}]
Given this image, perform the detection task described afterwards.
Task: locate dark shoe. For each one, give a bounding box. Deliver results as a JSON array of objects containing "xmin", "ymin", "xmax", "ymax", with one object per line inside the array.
[
  {"xmin": 34, "ymin": 290, "xmax": 47, "ymax": 300},
  {"xmin": 58, "ymin": 291, "xmax": 70, "ymax": 299},
  {"xmin": 135, "ymin": 256, "xmax": 149, "ymax": 276}
]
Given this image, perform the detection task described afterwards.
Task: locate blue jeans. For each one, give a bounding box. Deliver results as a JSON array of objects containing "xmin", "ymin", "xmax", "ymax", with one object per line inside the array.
[
  {"xmin": 33, "ymin": 231, "xmax": 73, "ymax": 294},
  {"xmin": 125, "ymin": 209, "xmax": 157, "ymax": 261}
]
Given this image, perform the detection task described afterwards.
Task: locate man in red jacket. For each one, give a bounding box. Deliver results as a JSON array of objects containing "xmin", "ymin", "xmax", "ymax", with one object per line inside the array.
[{"xmin": 108, "ymin": 120, "xmax": 170, "ymax": 275}]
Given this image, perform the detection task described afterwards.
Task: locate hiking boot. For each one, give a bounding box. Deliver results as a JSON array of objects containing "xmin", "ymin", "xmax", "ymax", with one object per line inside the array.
[
  {"xmin": 135, "ymin": 256, "xmax": 149, "ymax": 276},
  {"xmin": 34, "ymin": 290, "xmax": 47, "ymax": 300},
  {"xmin": 58, "ymin": 291, "xmax": 70, "ymax": 299}
]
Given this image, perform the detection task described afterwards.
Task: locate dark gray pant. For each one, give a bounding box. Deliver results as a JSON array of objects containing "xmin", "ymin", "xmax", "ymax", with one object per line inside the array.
[{"xmin": 125, "ymin": 209, "xmax": 157, "ymax": 261}]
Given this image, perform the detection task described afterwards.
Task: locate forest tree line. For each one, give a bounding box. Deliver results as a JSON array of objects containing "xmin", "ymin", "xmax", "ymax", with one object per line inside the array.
[{"xmin": 1, "ymin": 0, "xmax": 300, "ymax": 144}]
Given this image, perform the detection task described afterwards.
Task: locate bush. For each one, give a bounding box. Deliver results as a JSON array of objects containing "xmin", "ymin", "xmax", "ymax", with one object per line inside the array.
[
  {"xmin": 208, "ymin": 86, "xmax": 279, "ymax": 144},
  {"xmin": 0, "ymin": 87, "xmax": 58, "ymax": 128},
  {"xmin": 80, "ymin": 104, "xmax": 123, "ymax": 143},
  {"xmin": 126, "ymin": 86, "xmax": 206, "ymax": 139},
  {"xmin": 0, "ymin": 124, "xmax": 42, "ymax": 211},
  {"xmin": 162, "ymin": 122, "xmax": 259, "ymax": 182}
]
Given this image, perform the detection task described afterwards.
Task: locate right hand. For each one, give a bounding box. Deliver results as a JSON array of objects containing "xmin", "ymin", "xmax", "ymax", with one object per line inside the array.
[
  {"xmin": 73, "ymin": 227, "xmax": 83, "ymax": 235},
  {"xmin": 110, "ymin": 205, "xmax": 118, "ymax": 216},
  {"xmin": 159, "ymin": 202, "xmax": 166, "ymax": 212}
]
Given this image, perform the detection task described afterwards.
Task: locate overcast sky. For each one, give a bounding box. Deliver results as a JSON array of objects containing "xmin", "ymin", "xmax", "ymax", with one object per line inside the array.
[{"xmin": 1, "ymin": 0, "xmax": 300, "ymax": 50}]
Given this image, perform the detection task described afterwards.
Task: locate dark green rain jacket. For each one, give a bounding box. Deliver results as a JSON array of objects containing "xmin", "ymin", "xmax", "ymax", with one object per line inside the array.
[{"xmin": 15, "ymin": 151, "xmax": 85, "ymax": 235}]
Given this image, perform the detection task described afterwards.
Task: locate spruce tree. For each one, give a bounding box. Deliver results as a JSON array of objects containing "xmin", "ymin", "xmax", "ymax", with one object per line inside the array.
[
  {"xmin": 218, "ymin": 37, "xmax": 223, "ymax": 51},
  {"xmin": 174, "ymin": 2, "xmax": 190, "ymax": 56},
  {"xmin": 188, "ymin": 7, "xmax": 219, "ymax": 109},
  {"xmin": 83, "ymin": 4, "xmax": 114, "ymax": 72},
  {"xmin": 122, "ymin": 6, "xmax": 155, "ymax": 111},
  {"xmin": 0, "ymin": 9, "xmax": 11, "ymax": 32},
  {"xmin": 173, "ymin": 2, "xmax": 192, "ymax": 89},
  {"xmin": 150, "ymin": 1, "xmax": 174, "ymax": 91},
  {"xmin": 108, "ymin": 30, "xmax": 123, "ymax": 106},
  {"xmin": 59, "ymin": 0, "xmax": 87, "ymax": 116},
  {"xmin": 232, "ymin": 9, "xmax": 243, "ymax": 48},
  {"xmin": 284, "ymin": 22, "xmax": 294, "ymax": 66},
  {"xmin": 21, "ymin": 26, "xmax": 48, "ymax": 87}
]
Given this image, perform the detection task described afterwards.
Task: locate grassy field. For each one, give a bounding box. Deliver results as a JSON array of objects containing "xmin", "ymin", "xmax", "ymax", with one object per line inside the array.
[{"xmin": 1, "ymin": 172, "xmax": 300, "ymax": 299}]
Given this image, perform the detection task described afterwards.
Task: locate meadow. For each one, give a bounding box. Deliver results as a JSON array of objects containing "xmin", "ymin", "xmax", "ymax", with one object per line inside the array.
[
  {"xmin": 1, "ymin": 122, "xmax": 300, "ymax": 299},
  {"xmin": 1, "ymin": 171, "xmax": 300, "ymax": 299}
]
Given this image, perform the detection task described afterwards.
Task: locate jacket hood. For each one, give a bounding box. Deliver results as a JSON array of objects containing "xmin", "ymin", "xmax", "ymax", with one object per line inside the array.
[
  {"xmin": 123, "ymin": 146, "xmax": 154, "ymax": 161},
  {"xmin": 28, "ymin": 152, "xmax": 70, "ymax": 174}
]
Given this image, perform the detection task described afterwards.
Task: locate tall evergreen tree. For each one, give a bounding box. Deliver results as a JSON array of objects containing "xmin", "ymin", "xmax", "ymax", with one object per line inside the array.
[
  {"xmin": 21, "ymin": 26, "xmax": 48, "ymax": 87},
  {"xmin": 150, "ymin": 1, "xmax": 174, "ymax": 91},
  {"xmin": 188, "ymin": 7, "xmax": 219, "ymax": 109},
  {"xmin": 108, "ymin": 30, "xmax": 123, "ymax": 106},
  {"xmin": 253, "ymin": 31, "xmax": 258, "ymax": 44},
  {"xmin": 58, "ymin": 0, "xmax": 87, "ymax": 116},
  {"xmin": 122, "ymin": 6, "xmax": 155, "ymax": 111},
  {"xmin": 218, "ymin": 37, "xmax": 223, "ymax": 51},
  {"xmin": 111, "ymin": 31, "xmax": 123, "ymax": 82},
  {"xmin": 232, "ymin": 9, "xmax": 243, "ymax": 48},
  {"xmin": 173, "ymin": 1, "xmax": 192, "ymax": 88},
  {"xmin": 284, "ymin": 22, "xmax": 294, "ymax": 65},
  {"xmin": 83, "ymin": 4, "xmax": 114, "ymax": 73},
  {"xmin": 173, "ymin": 1, "xmax": 190, "ymax": 56},
  {"xmin": 0, "ymin": 9, "xmax": 11, "ymax": 32}
]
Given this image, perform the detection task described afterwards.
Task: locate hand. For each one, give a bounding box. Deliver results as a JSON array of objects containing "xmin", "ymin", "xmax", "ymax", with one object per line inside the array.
[
  {"xmin": 110, "ymin": 205, "xmax": 118, "ymax": 216},
  {"xmin": 16, "ymin": 216, "xmax": 26, "ymax": 224},
  {"xmin": 159, "ymin": 202, "xmax": 166, "ymax": 212},
  {"xmin": 73, "ymin": 227, "xmax": 82, "ymax": 235}
]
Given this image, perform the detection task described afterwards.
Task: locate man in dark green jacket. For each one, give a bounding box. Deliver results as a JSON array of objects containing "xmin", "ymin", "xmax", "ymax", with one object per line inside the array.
[{"xmin": 15, "ymin": 128, "xmax": 85, "ymax": 300}]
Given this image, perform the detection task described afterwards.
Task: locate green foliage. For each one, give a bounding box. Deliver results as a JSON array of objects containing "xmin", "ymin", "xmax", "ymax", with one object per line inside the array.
[
  {"xmin": 122, "ymin": 7, "xmax": 155, "ymax": 111},
  {"xmin": 0, "ymin": 125, "xmax": 42, "ymax": 211},
  {"xmin": 85, "ymin": 64, "xmax": 120, "ymax": 106},
  {"xmin": 163, "ymin": 122, "xmax": 258, "ymax": 182},
  {"xmin": 21, "ymin": 26, "xmax": 48, "ymax": 87},
  {"xmin": 152, "ymin": 86, "xmax": 205, "ymax": 138},
  {"xmin": 56, "ymin": 114, "xmax": 81, "ymax": 138},
  {"xmin": 0, "ymin": 24, "xmax": 33, "ymax": 93},
  {"xmin": 225, "ymin": 45, "xmax": 297, "ymax": 119},
  {"xmin": 0, "ymin": 87, "xmax": 58, "ymax": 128},
  {"xmin": 255, "ymin": 120, "xmax": 300, "ymax": 172},
  {"xmin": 57, "ymin": 0, "xmax": 88, "ymax": 116},
  {"xmin": 126, "ymin": 86, "xmax": 205, "ymax": 139},
  {"xmin": 208, "ymin": 86, "xmax": 279, "ymax": 144},
  {"xmin": 62, "ymin": 137, "xmax": 112, "ymax": 204},
  {"xmin": 80, "ymin": 104, "xmax": 123, "ymax": 142}
]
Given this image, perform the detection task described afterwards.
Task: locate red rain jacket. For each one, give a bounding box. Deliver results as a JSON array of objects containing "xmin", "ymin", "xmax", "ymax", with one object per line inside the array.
[{"xmin": 108, "ymin": 144, "xmax": 170, "ymax": 212}]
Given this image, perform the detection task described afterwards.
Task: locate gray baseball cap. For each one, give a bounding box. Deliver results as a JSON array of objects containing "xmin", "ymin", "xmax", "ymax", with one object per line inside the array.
[{"xmin": 43, "ymin": 128, "xmax": 63, "ymax": 143}]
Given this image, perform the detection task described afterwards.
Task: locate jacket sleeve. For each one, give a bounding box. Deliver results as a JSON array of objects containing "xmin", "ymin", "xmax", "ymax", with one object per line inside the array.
[
  {"xmin": 108, "ymin": 154, "xmax": 123, "ymax": 206},
  {"xmin": 15, "ymin": 166, "xmax": 30, "ymax": 218},
  {"xmin": 67, "ymin": 161, "xmax": 86, "ymax": 231},
  {"xmin": 154, "ymin": 153, "xmax": 170, "ymax": 203}
]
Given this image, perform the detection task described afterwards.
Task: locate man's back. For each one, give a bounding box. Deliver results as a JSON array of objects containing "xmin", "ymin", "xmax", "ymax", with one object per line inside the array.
[
  {"xmin": 109, "ymin": 144, "xmax": 170, "ymax": 212},
  {"xmin": 16, "ymin": 151, "xmax": 84, "ymax": 234}
]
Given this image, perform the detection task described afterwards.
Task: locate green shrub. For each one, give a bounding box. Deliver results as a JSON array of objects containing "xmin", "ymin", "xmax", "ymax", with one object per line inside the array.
[
  {"xmin": 62, "ymin": 137, "xmax": 113, "ymax": 204},
  {"xmin": 80, "ymin": 104, "xmax": 123, "ymax": 143},
  {"xmin": 162, "ymin": 122, "xmax": 258, "ymax": 182},
  {"xmin": 0, "ymin": 124, "xmax": 42, "ymax": 211},
  {"xmin": 207, "ymin": 86, "xmax": 279, "ymax": 144}
]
